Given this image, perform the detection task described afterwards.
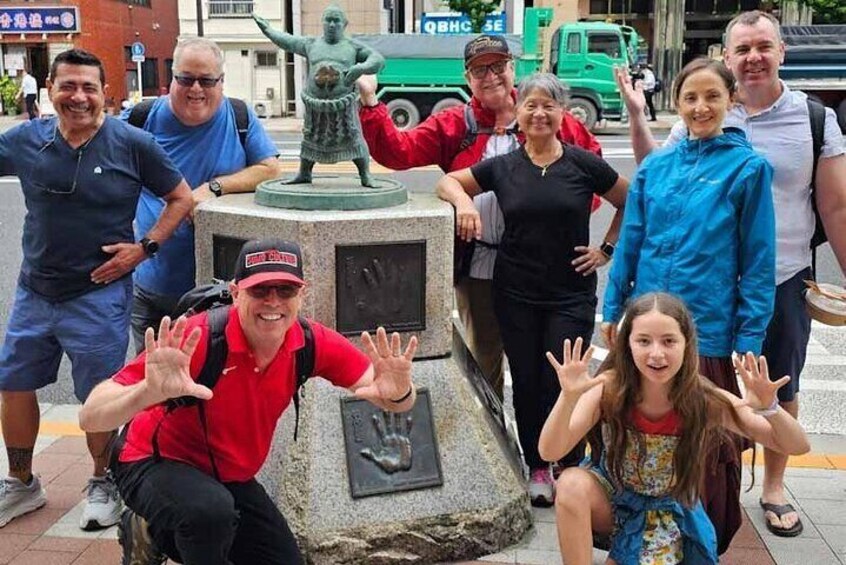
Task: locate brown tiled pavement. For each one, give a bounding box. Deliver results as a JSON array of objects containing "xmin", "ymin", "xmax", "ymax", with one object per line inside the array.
[{"xmin": 0, "ymin": 434, "xmax": 773, "ymax": 565}]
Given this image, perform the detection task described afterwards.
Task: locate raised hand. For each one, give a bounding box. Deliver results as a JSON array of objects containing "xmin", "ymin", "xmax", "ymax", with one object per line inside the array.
[
  {"xmin": 614, "ymin": 65, "xmax": 646, "ymax": 118},
  {"xmin": 546, "ymin": 337, "xmax": 605, "ymax": 397},
  {"xmin": 144, "ymin": 316, "xmax": 212, "ymax": 404},
  {"xmin": 360, "ymin": 411, "xmax": 413, "ymax": 473},
  {"xmin": 252, "ymin": 13, "xmax": 270, "ymax": 31},
  {"xmin": 356, "ymin": 327, "xmax": 417, "ymax": 405},
  {"xmin": 356, "ymin": 74, "xmax": 379, "ymax": 106},
  {"xmin": 733, "ymin": 352, "xmax": 789, "ymax": 412}
]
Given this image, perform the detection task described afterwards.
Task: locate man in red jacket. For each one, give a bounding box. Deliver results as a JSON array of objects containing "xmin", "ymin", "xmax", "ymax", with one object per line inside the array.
[{"xmin": 358, "ymin": 36, "xmax": 603, "ymax": 411}]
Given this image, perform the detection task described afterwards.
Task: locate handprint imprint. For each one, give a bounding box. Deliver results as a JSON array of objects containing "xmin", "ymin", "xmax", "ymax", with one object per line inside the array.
[{"xmin": 360, "ymin": 410, "xmax": 413, "ymax": 474}]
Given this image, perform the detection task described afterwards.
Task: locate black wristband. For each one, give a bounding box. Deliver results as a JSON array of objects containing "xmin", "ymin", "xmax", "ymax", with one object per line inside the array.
[{"xmin": 389, "ymin": 385, "xmax": 414, "ymax": 404}]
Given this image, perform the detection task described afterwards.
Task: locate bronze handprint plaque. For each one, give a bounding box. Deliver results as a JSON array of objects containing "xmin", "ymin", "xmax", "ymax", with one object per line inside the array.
[
  {"xmin": 341, "ymin": 388, "xmax": 443, "ymax": 498},
  {"xmin": 335, "ymin": 242, "xmax": 425, "ymax": 335}
]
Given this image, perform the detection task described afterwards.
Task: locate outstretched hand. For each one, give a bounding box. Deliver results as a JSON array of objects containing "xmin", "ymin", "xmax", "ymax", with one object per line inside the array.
[
  {"xmin": 734, "ymin": 352, "xmax": 789, "ymax": 412},
  {"xmin": 614, "ymin": 65, "xmax": 646, "ymax": 117},
  {"xmin": 546, "ymin": 337, "xmax": 605, "ymax": 397},
  {"xmin": 355, "ymin": 327, "xmax": 418, "ymax": 405},
  {"xmin": 252, "ymin": 13, "xmax": 270, "ymax": 30},
  {"xmin": 144, "ymin": 316, "xmax": 213, "ymax": 405}
]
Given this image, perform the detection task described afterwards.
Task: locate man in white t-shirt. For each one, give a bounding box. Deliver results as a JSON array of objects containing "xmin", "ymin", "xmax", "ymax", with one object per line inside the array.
[{"xmin": 15, "ymin": 69, "xmax": 38, "ymax": 120}]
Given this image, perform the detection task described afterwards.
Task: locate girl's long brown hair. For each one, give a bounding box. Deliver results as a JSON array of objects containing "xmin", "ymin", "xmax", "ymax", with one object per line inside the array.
[{"xmin": 596, "ymin": 293, "xmax": 741, "ymax": 507}]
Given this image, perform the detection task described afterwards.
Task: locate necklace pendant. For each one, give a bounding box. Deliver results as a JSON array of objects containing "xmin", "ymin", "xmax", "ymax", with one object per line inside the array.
[{"xmin": 542, "ymin": 166, "xmax": 547, "ymax": 177}]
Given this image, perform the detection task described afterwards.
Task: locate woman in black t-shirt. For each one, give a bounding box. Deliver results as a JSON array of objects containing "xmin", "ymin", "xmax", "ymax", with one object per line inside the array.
[{"xmin": 436, "ymin": 73, "xmax": 628, "ymax": 507}]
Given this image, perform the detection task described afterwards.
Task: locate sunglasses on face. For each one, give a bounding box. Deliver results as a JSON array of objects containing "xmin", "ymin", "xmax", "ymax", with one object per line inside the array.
[
  {"xmin": 467, "ymin": 60, "xmax": 509, "ymax": 79},
  {"xmin": 173, "ymin": 74, "xmax": 223, "ymax": 88},
  {"xmin": 245, "ymin": 284, "xmax": 301, "ymax": 300}
]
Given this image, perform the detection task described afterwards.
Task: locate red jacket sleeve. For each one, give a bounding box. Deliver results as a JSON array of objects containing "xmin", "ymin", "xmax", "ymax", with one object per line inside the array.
[
  {"xmin": 359, "ymin": 103, "xmax": 467, "ymax": 172},
  {"xmin": 559, "ymin": 112, "xmax": 603, "ymax": 157}
]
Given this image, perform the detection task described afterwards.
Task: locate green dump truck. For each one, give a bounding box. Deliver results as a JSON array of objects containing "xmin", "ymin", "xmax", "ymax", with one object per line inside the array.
[{"xmin": 355, "ymin": 9, "xmax": 640, "ymax": 130}]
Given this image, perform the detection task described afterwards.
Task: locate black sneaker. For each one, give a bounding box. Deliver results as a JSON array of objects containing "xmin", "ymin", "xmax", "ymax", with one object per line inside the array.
[{"xmin": 118, "ymin": 508, "xmax": 166, "ymax": 565}]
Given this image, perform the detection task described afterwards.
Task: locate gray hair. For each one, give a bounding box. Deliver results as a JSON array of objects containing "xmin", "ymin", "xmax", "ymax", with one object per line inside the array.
[
  {"xmin": 517, "ymin": 73, "xmax": 569, "ymax": 106},
  {"xmin": 725, "ymin": 10, "xmax": 782, "ymax": 46},
  {"xmin": 173, "ymin": 37, "xmax": 225, "ymax": 75}
]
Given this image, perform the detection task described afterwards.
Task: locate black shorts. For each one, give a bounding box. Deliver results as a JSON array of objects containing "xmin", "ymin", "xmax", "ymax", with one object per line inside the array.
[{"xmin": 761, "ymin": 267, "xmax": 812, "ymax": 402}]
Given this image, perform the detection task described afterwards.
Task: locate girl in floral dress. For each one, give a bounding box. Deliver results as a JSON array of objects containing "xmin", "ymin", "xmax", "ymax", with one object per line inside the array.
[{"xmin": 538, "ymin": 293, "xmax": 809, "ymax": 565}]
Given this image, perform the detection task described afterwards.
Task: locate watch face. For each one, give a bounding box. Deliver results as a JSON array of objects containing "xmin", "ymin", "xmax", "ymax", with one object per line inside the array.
[
  {"xmin": 209, "ymin": 180, "xmax": 223, "ymax": 196},
  {"xmin": 144, "ymin": 239, "xmax": 159, "ymax": 256}
]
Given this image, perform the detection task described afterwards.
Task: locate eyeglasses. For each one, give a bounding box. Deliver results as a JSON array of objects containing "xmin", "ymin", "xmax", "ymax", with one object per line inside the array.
[
  {"xmin": 467, "ymin": 60, "xmax": 510, "ymax": 79},
  {"xmin": 30, "ymin": 124, "xmax": 91, "ymax": 196},
  {"xmin": 245, "ymin": 284, "xmax": 301, "ymax": 300},
  {"xmin": 173, "ymin": 74, "xmax": 223, "ymax": 88}
]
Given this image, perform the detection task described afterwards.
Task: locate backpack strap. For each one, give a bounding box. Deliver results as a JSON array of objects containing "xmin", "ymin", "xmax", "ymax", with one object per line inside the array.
[
  {"xmin": 229, "ymin": 98, "xmax": 250, "ymax": 150},
  {"xmin": 807, "ymin": 98, "xmax": 826, "ymax": 277},
  {"xmin": 292, "ymin": 316, "xmax": 315, "ymax": 441},
  {"xmin": 127, "ymin": 99, "xmax": 156, "ymax": 129},
  {"xmin": 152, "ymin": 306, "xmax": 230, "ymax": 481}
]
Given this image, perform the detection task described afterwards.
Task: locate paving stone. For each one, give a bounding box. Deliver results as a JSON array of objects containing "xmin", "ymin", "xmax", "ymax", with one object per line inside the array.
[
  {"xmin": 816, "ymin": 525, "xmax": 846, "ymax": 555},
  {"xmin": 6, "ymin": 549, "xmax": 77, "ymax": 565},
  {"xmin": 799, "ymin": 499, "xmax": 846, "ymax": 526},
  {"xmin": 27, "ymin": 536, "xmax": 91, "ymax": 555},
  {"xmin": 67, "ymin": 539, "xmax": 122, "ymax": 565},
  {"xmin": 0, "ymin": 533, "xmax": 37, "ymax": 564},
  {"xmin": 764, "ymin": 535, "xmax": 841, "ymax": 565}
]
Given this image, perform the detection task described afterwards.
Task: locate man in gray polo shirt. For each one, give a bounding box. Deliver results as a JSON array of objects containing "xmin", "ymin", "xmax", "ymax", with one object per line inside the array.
[{"xmin": 615, "ymin": 9, "xmax": 845, "ymax": 544}]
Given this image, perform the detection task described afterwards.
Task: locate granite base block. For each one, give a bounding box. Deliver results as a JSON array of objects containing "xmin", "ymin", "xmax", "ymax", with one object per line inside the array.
[
  {"xmin": 258, "ymin": 357, "xmax": 533, "ymax": 564},
  {"xmin": 194, "ymin": 192, "xmax": 453, "ymax": 358}
]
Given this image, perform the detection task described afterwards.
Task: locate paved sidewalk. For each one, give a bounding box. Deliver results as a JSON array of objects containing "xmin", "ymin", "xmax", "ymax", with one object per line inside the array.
[{"xmin": 1, "ymin": 404, "xmax": 845, "ymax": 564}]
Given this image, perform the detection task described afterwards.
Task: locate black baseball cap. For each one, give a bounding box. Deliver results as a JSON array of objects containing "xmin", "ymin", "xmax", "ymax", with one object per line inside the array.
[
  {"xmin": 234, "ymin": 238, "xmax": 305, "ymax": 290},
  {"xmin": 464, "ymin": 35, "xmax": 511, "ymax": 67}
]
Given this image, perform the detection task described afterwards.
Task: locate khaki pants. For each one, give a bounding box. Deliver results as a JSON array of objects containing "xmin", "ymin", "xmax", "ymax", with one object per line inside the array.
[{"xmin": 455, "ymin": 277, "xmax": 505, "ymax": 400}]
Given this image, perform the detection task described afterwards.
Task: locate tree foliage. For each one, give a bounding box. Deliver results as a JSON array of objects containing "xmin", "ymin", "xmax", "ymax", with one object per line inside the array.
[
  {"xmin": 793, "ymin": 0, "xmax": 846, "ymax": 23},
  {"xmin": 445, "ymin": 0, "xmax": 501, "ymax": 33}
]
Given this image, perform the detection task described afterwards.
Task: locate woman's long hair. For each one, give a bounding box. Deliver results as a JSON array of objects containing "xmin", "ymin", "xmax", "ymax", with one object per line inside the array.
[{"xmin": 597, "ymin": 293, "xmax": 741, "ymax": 507}]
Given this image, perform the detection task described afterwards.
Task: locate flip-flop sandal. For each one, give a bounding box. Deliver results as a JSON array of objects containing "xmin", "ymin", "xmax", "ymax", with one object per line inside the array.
[{"xmin": 759, "ymin": 499, "xmax": 804, "ymax": 537}]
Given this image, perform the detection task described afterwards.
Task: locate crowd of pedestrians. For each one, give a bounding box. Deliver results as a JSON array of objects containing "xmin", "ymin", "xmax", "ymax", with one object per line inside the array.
[{"xmin": 0, "ymin": 7, "xmax": 843, "ymax": 565}]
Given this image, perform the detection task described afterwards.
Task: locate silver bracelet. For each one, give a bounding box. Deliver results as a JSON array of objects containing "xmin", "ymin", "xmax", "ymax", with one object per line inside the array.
[{"xmin": 753, "ymin": 397, "xmax": 780, "ymax": 417}]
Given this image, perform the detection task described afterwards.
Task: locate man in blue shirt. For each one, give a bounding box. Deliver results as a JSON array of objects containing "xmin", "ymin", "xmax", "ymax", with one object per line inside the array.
[
  {"xmin": 129, "ymin": 37, "xmax": 280, "ymax": 351},
  {"xmin": 0, "ymin": 49, "xmax": 193, "ymax": 531}
]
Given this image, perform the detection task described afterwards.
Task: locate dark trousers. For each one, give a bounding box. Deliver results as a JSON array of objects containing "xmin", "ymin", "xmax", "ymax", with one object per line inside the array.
[
  {"xmin": 24, "ymin": 94, "xmax": 37, "ymax": 120},
  {"xmin": 644, "ymin": 91, "xmax": 656, "ymax": 120},
  {"xmin": 131, "ymin": 285, "xmax": 181, "ymax": 354},
  {"xmin": 699, "ymin": 356, "xmax": 743, "ymax": 555},
  {"xmin": 114, "ymin": 458, "xmax": 303, "ymax": 565},
  {"xmin": 494, "ymin": 291, "xmax": 591, "ymax": 469}
]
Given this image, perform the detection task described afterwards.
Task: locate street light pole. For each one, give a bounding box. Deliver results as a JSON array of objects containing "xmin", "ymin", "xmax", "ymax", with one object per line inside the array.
[{"xmin": 196, "ymin": 0, "xmax": 204, "ymax": 36}]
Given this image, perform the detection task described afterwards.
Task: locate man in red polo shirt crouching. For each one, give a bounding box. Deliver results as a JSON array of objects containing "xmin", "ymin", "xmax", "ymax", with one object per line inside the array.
[{"xmin": 79, "ymin": 238, "xmax": 418, "ymax": 565}]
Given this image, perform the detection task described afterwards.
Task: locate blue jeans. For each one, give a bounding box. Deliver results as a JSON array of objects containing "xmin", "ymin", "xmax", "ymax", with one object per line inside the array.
[{"xmin": 0, "ymin": 278, "xmax": 132, "ymax": 402}]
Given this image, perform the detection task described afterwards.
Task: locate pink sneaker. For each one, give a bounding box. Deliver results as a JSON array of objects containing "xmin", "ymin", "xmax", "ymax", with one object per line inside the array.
[{"xmin": 529, "ymin": 467, "xmax": 554, "ymax": 507}]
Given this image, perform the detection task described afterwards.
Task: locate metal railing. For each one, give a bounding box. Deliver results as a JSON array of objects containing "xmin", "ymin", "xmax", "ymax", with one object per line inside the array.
[{"xmin": 207, "ymin": 1, "xmax": 254, "ymax": 17}]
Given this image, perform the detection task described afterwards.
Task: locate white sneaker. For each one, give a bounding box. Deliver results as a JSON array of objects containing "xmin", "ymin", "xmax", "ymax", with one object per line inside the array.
[
  {"xmin": 0, "ymin": 475, "xmax": 47, "ymax": 527},
  {"xmin": 79, "ymin": 476, "xmax": 123, "ymax": 530},
  {"xmin": 528, "ymin": 466, "xmax": 555, "ymax": 508}
]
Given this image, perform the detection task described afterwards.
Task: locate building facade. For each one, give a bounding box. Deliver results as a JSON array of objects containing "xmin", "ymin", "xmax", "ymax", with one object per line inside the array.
[{"xmin": 0, "ymin": 1, "xmax": 179, "ymax": 111}]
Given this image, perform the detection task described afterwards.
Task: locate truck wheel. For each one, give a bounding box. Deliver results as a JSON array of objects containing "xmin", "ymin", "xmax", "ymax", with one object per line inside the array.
[
  {"xmin": 387, "ymin": 98, "xmax": 420, "ymax": 130},
  {"xmin": 431, "ymin": 97, "xmax": 464, "ymax": 115},
  {"xmin": 837, "ymin": 99, "xmax": 846, "ymax": 134},
  {"xmin": 568, "ymin": 98, "xmax": 598, "ymax": 130}
]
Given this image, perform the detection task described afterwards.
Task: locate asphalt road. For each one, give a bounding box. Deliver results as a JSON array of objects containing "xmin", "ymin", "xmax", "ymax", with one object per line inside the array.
[{"xmin": 0, "ymin": 132, "xmax": 842, "ymax": 405}]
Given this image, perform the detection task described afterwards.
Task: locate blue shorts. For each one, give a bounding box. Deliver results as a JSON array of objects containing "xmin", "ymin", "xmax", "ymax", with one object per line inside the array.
[
  {"xmin": 761, "ymin": 268, "xmax": 812, "ymax": 403},
  {"xmin": 0, "ymin": 278, "xmax": 133, "ymax": 402}
]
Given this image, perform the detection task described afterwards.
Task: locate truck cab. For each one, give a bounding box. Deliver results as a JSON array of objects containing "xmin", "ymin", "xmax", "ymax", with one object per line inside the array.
[{"xmin": 549, "ymin": 22, "xmax": 639, "ymax": 126}]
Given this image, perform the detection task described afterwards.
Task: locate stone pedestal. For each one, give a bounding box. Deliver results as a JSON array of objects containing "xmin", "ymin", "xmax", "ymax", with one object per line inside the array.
[{"xmin": 194, "ymin": 193, "xmax": 532, "ymax": 563}]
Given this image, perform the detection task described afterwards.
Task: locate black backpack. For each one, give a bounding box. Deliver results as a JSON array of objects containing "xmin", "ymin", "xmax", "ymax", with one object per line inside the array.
[
  {"xmin": 150, "ymin": 283, "xmax": 316, "ymax": 481},
  {"xmin": 128, "ymin": 97, "xmax": 250, "ymax": 150},
  {"xmin": 807, "ymin": 98, "xmax": 826, "ymax": 277}
]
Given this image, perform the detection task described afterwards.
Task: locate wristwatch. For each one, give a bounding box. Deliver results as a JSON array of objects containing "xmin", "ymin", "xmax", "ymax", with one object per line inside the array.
[
  {"xmin": 208, "ymin": 179, "xmax": 224, "ymax": 197},
  {"xmin": 599, "ymin": 241, "xmax": 615, "ymax": 258},
  {"xmin": 140, "ymin": 237, "xmax": 159, "ymax": 257}
]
